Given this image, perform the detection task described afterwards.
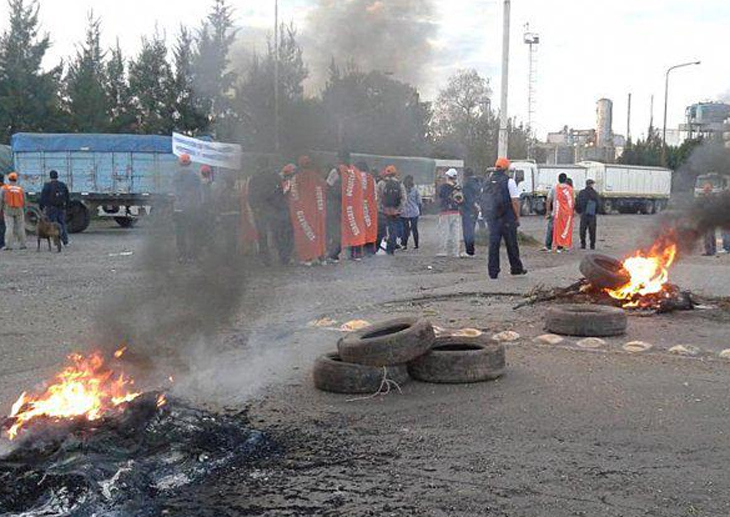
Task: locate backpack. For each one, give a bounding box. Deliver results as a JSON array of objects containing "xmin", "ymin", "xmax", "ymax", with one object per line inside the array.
[
  {"xmin": 481, "ymin": 172, "xmax": 509, "ymax": 219},
  {"xmin": 382, "ymin": 179, "xmax": 402, "ymax": 209},
  {"xmin": 49, "ymin": 181, "xmax": 67, "ymax": 207}
]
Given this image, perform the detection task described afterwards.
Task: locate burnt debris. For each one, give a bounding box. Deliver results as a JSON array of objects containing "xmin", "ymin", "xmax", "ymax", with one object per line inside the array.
[{"xmin": 0, "ymin": 393, "xmax": 267, "ymax": 516}]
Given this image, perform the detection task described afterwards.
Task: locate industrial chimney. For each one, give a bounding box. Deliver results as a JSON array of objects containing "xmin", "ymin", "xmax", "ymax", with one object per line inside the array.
[{"xmin": 596, "ymin": 98, "xmax": 613, "ymax": 148}]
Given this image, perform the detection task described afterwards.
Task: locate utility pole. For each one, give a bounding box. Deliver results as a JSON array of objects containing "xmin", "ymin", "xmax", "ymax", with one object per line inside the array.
[
  {"xmin": 274, "ymin": 0, "xmax": 280, "ymax": 154},
  {"xmin": 524, "ymin": 23, "xmax": 540, "ymax": 159},
  {"xmin": 627, "ymin": 93, "xmax": 632, "ymax": 142},
  {"xmin": 662, "ymin": 60, "xmax": 701, "ymax": 166},
  {"xmin": 498, "ymin": 0, "xmax": 511, "ymax": 159}
]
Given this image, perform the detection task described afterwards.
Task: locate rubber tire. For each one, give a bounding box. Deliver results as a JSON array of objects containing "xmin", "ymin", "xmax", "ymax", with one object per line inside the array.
[
  {"xmin": 601, "ymin": 199, "xmax": 614, "ymax": 215},
  {"xmin": 580, "ymin": 254, "xmax": 631, "ymax": 289},
  {"xmin": 338, "ymin": 317, "xmax": 435, "ymax": 367},
  {"xmin": 545, "ymin": 304, "xmax": 627, "ymax": 337},
  {"xmin": 313, "ymin": 353, "xmax": 410, "ymax": 394},
  {"xmin": 115, "ymin": 216, "xmax": 137, "ymax": 228},
  {"xmin": 67, "ymin": 201, "xmax": 91, "ymax": 234},
  {"xmin": 408, "ymin": 336, "xmax": 506, "ymax": 384}
]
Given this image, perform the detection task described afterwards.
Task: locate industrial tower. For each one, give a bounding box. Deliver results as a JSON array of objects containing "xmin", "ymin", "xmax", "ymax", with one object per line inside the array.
[{"xmin": 524, "ymin": 24, "xmax": 540, "ymax": 158}]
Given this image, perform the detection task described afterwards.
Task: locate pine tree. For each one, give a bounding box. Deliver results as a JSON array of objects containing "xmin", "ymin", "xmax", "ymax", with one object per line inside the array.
[
  {"xmin": 128, "ymin": 31, "xmax": 175, "ymax": 135},
  {"xmin": 173, "ymin": 26, "xmax": 208, "ymax": 134},
  {"xmin": 193, "ymin": 0, "xmax": 238, "ymax": 136},
  {"xmin": 64, "ymin": 12, "xmax": 110, "ymax": 132},
  {"xmin": 0, "ymin": 0, "xmax": 63, "ymax": 142},
  {"xmin": 105, "ymin": 41, "xmax": 137, "ymax": 133}
]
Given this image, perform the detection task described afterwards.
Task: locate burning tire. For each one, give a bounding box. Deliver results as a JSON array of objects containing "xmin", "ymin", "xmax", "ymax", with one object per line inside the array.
[
  {"xmin": 408, "ymin": 336, "xmax": 506, "ymax": 384},
  {"xmin": 338, "ymin": 317, "xmax": 435, "ymax": 367},
  {"xmin": 313, "ymin": 352, "xmax": 410, "ymax": 394},
  {"xmin": 545, "ymin": 304, "xmax": 627, "ymax": 337},
  {"xmin": 580, "ymin": 254, "xmax": 631, "ymax": 289}
]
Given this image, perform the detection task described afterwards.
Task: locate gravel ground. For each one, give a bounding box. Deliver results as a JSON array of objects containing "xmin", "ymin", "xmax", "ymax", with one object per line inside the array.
[{"xmin": 1, "ymin": 213, "xmax": 730, "ymax": 515}]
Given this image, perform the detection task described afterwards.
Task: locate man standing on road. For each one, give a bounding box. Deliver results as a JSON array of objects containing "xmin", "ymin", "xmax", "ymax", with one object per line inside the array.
[
  {"xmin": 541, "ymin": 182, "xmax": 556, "ymax": 252},
  {"xmin": 576, "ymin": 179, "xmax": 600, "ymax": 250},
  {"xmin": 1, "ymin": 172, "xmax": 27, "ymax": 251},
  {"xmin": 552, "ymin": 173, "xmax": 575, "ymax": 253},
  {"xmin": 437, "ymin": 168, "xmax": 463, "ymax": 257},
  {"xmin": 173, "ymin": 154, "xmax": 202, "ymax": 262},
  {"xmin": 0, "ymin": 174, "xmax": 5, "ymax": 250},
  {"xmin": 39, "ymin": 170, "xmax": 70, "ymax": 247},
  {"xmin": 461, "ymin": 168, "xmax": 481, "ymax": 257},
  {"xmin": 376, "ymin": 165, "xmax": 407, "ymax": 255},
  {"xmin": 484, "ymin": 158, "xmax": 526, "ymax": 280}
]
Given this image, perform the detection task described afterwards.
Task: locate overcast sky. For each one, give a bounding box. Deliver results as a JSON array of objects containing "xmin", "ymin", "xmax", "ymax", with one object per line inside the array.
[{"xmin": 1, "ymin": 0, "xmax": 728, "ymax": 141}]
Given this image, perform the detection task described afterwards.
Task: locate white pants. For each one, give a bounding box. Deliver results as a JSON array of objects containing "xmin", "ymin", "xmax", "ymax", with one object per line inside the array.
[
  {"xmin": 4, "ymin": 210, "xmax": 27, "ymax": 249},
  {"xmin": 438, "ymin": 213, "xmax": 462, "ymax": 257}
]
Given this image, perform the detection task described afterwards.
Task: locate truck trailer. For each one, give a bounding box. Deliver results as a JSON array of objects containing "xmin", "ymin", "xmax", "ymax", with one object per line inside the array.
[
  {"xmin": 510, "ymin": 160, "xmax": 672, "ymax": 215},
  {"xmin": 12, "ymin": 133, "xmax": 181, "ymax": 233}
]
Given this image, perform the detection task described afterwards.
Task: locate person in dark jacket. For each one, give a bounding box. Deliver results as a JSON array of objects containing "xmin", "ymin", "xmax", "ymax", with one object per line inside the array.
[
  {"xmin": 437, "ymin": 168, "xmax": 463, "ymax": 257},
  {"xmin": 248, "ymin": 160, "xmax": 293, "ymax": 265},
  {"xmin": 173, "ymin": 154, "xmax": 203, "ymax": 262},
  {"xmin": 575, "ymin": 179, "xmax": 600, "ymax": 250},
  {"xmin": 39, "ymin": 170, "xmax": 70, "ymax": 246},
  {"xmin": 460, "ymin": 168, "xmax": 481, "ymax": 257}
]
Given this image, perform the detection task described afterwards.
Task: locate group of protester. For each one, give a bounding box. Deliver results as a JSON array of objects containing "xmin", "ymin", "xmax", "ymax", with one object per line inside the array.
[{"xmin": 0, "ymin": 170, "xmax": 70, "ymax": 251}]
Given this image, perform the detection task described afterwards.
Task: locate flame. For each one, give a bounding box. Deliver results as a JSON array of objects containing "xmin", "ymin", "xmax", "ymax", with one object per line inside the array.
[
  {"xmin": 114, "ymin": 346, "xmax": 127, "ymax": 359},
  {"xmin": 156, "ymin": 394, "xmax": 167, "ymax": 408},
  {"xmin": 606, "ymin": 240, "xmax": 678, "ymax": 307},
  {"xmin": 5, "ymin": 352, "xmax": 141, "ymax": 440}
]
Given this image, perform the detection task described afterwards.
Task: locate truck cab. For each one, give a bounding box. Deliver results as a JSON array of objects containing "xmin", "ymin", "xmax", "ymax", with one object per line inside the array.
[{"xmin": 694, "ymin": 172, "xmax": 729, "ymax": 198}]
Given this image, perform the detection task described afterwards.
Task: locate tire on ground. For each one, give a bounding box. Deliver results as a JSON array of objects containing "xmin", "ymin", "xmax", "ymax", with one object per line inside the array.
[
  {"xmin": 338, "ymin": 317, "xmax": 435, "ymax": 367},
  {"xmin": 580, "ymin": 254, "xmax": 631, "ymax": 289},
  {"xmin": 545, "ymin": 304, "xmax": 627, "ymax": 337},
  {"xmin": 408, "ymin": 335, "xmax": 506, "ymax": 384},
  {"xmin": 313, "ymin": 353, "xmax": 410, "ymax": 394}
]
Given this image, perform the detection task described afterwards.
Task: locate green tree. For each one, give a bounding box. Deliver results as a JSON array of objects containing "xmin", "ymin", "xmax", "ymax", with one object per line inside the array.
[
  {"xmin": 173, "ymin": 26, "xmax": 208, "ymax": 134},
  {"xmin": 128, "ymin": 32, "xmax": 175, "ymax": 135},
  {"xmin": 64, "ymin": 12, "xmax": 110, "ymax": 132},
  {"xmin": 105, "ymin": 41, "xmax": 137, "ymax": 133},
  {"xmin": 193, "ymin": 0, "xmax": 237, "ymax": 136},
  {"xmin": 0, "ymin": 0, "xmax": 63, "ymax": 142}
]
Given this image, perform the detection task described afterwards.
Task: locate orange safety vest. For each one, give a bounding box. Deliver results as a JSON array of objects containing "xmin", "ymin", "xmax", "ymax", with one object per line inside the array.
[{"xmin": 3, "ymin": 184, "xmax": 24, "ymax": 208}]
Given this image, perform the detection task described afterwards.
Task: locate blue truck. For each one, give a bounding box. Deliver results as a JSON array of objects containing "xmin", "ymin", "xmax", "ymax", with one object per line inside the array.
[{"xmin": 12, "ymin": 133, "xmax": 180, "ymax": 233}]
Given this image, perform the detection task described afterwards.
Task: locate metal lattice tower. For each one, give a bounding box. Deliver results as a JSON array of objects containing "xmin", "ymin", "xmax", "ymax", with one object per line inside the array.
[{"xmin": 524, "ymin": 24, "xmax": 540, "ymax": 157}]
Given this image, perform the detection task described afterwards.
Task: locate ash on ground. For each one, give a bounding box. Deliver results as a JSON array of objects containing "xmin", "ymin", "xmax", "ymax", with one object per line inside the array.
[{"xmin": 0, "ymin": 393, "xmax": 267, "ymax": 516}]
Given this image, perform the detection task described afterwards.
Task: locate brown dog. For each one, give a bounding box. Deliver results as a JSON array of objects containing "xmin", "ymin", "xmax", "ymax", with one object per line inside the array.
[{"xmin": 37, "ymin": 216, "xmax": 62, "ymax": 253}]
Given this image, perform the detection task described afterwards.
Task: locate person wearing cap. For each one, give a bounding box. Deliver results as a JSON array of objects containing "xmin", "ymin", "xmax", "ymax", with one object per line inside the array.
[
  {"xmin": 39, "ymin": 170, "xmax": 70, "ymax": 247},
  {"xmin": 376, "ymin": 165, "xmax": 407, "ymax": 255},
  {"xmin": 436, "ymin": 168, "xmax": 463, "ymax": 257},
  {"xmin": 173, "ymin": 154, "xmax": 203, "ymax": 262},
  {"xmin": 1, "ymin": 172, "xmax": 27, "ymax": 250},
  {"xmin": 575, "ymin": 178, "xmax": 601, "ymax": 250},
  {"xmin": 483, "ymin": 158, "xmax": 526, "ymax": 279}
]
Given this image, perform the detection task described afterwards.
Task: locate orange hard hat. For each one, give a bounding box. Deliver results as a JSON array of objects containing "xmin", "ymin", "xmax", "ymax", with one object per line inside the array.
[
  {"xmin": 495, "ymin": 157, "xmax": 511, "ymax": 170},
  {"xmin": 7, "ymin": 172, "xmax": 18, "ymax": 181},
  {"xmin": 383, "ymin": 165, "xmax": 398, "ymax": 177},
  {"xmin": 200, "ymin": 165, "xmax": 213, "ymax": 177},
  {"xmin": 179, "ymin": 154, "xmax": 192, "ymax": 166},
  {"xmin": 281, "ymin": 163, "xmax": 297, "ymax": 177}
]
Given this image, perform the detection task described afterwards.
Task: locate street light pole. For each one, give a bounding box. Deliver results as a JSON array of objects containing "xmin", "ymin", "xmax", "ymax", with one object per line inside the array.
[
  {"xmin": 662, "ymin": 60, "xmax": 700, "ymax": 166},
  {"xmin": 274, "ymin": 0, "xmax": 280, "ymax": 154},
  {"xmin": 498, "ymin": 0, "xmax": 511, "ymax": 159}
]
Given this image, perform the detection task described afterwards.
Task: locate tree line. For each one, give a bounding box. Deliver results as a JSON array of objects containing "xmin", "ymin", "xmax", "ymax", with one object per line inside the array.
[{"xmin": 0, "ymin": 0, "xmax": 535, "ymax": 172}]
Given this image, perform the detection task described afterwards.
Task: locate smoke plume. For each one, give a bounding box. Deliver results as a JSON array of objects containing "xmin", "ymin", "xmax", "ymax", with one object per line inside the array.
[{"xmin": 303, "ymin": 0, "xmax": 437, "ymax": 89}]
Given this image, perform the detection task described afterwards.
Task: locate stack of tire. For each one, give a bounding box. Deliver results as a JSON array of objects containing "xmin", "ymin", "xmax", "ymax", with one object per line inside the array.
[{"xmin": 313, "ymin": 317, "xmax": 506, "ymax": 394}]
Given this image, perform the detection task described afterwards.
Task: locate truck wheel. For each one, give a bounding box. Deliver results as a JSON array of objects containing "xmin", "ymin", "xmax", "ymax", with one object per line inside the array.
[
  {"xmin": 545, "ymin": 304, "xmax": 627, "ymax": 337},
  {"xmin": 408, "ymin": 336, "xmax": 506, "ymax": 384},
  {"xmin": 643, "ymin": 200, "xmax": 656, "ymax": 215},
  {"xmin": 313, "ymin": 353, "xmax": 410, "ymax": 394},
  {"xmin": 601, "ymin": 199, "xmax": 614, "ymax": 215},
  {"xmin": 115, "ymin": 217, "xmax": 137, "ymax": 229},
  {"xmin": 520, "ymin": 197, "xmax": 532, "ymax": 217},
  {"xmin": 66, "ymin": 201, "xmax": 91, "ymax": 234},
  {"xmin": 24, "ymin": 205, "xmax": 43, "ymax": 235}
]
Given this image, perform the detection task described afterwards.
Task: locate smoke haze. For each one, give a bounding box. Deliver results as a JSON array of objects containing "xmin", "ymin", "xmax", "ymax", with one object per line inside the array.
[{"xmin": 303, "ymin": 0, "xmax": 437, "ymax": 89}]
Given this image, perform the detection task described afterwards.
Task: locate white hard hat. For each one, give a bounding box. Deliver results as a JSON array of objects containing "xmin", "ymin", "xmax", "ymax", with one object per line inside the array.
[{"xmin": 445, "ymin": 168, "xmax": 458, "ymax": 178}]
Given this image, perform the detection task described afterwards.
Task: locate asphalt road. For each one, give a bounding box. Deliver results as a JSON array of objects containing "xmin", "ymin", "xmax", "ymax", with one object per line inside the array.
[{"xmin": 1, "ymin": 213, "xmax": 730, "ymax": 516}]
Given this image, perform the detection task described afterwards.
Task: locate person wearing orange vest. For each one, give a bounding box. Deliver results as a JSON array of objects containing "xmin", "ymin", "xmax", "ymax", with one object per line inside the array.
[{"xmin": 1, "ymin": 172, "xmax": 27, "ymax": 250}]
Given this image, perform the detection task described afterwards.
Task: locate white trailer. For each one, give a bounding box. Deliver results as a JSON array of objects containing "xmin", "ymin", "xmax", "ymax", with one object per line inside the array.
[
  {"xmin": 579, "ymin": 161, "xmax": 672, "ymax": 214},
  {"xmin": 510, "ymin": 160, "xmax": 672, "ymax": 215}
]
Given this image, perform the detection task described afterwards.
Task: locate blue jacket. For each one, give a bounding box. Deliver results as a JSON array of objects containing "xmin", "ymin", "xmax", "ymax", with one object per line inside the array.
[{"xmin": 401, "ymin": 187, "xmax": 422, "ymax": 218}]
